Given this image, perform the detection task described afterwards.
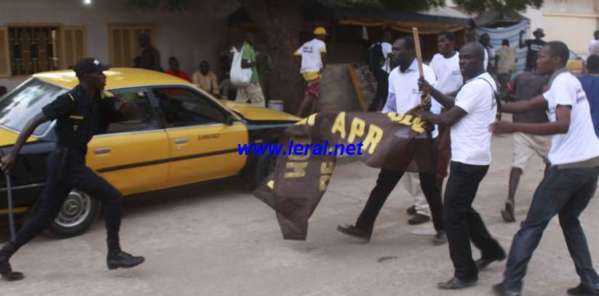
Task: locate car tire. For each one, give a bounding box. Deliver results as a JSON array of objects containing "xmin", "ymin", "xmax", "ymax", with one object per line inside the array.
[
  {"xmin": 251, "ymin": 154, "xmax": 277, "ymax": 190},
  {"xmin": 48, "ymin": 190, "xmax": 99, "ymax": 238}
]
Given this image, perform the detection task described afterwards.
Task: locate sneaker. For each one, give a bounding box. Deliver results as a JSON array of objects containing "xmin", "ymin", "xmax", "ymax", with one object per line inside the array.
[
  {"xmin": 336, "ymin": 224, "xmax": 372, "ymax": 241},
  {"xmin": 107, "ymin": 251, "xmax": 145, "ymax": 270},
  {"xmin": 567, "ymin": 283, "xmax": 599, "ymax": 295},
  {"xmin": 406, "ymin": 205, "xmax": 417, "ymax": 215},
  {"xmin": 408, "ymin": 213, "xmax": 430, "ymax": 225}
]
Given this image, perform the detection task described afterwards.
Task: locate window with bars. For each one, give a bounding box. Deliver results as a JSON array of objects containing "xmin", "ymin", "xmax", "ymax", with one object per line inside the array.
[
  {"xmin": 8, "ymin": 26, "xmax": 60, "ymax": 76},
  {"xmin": 0, "ymin": 25, "xmax": 86, "ymax": 77}
]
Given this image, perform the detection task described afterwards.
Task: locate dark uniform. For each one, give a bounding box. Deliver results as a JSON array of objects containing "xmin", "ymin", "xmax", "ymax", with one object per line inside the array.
[
  {"xmin": 0, "ymin": 58, "xmax": 143, "ymax": 281},
  {"xmin": 12, "ymin": 85, "xmax": 123, "ymax": 252}
]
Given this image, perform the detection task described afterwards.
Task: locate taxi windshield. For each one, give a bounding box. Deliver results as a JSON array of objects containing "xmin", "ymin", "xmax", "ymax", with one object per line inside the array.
[{"xmin": 0, "ymin": 79, "xmax": 65, "ymax": 136}]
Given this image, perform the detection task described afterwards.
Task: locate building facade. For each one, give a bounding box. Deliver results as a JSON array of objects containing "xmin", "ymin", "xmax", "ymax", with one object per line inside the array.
[{"xmin": 0, "ymin": 0, "xmax": 236, "ymax": 90}]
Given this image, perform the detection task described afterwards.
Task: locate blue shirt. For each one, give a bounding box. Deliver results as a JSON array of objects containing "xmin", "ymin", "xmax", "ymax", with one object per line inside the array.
[{"xmin": 578, "ymin": 74, "xmax": 599, "ymax": 137}]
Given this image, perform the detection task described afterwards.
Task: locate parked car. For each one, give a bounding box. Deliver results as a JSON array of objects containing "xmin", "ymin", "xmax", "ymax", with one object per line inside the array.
[{"xmin": 0, "ymin": 68, "xmax": 298, "ymax": 238}]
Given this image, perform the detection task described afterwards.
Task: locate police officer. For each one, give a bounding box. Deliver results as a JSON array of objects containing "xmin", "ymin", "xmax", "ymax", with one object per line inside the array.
[{"xmin": 0, "ymin": 57, "xmax": 144, "ymax": 281}]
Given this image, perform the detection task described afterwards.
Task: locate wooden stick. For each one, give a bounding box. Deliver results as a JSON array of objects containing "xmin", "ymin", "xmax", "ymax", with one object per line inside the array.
[
  {"xmin": 412, "ymin": 27, "xmax": 425, "ymax": 79},
  {"xmin": 412, "ymin": 27, "xmax": 429, "ymax": 106}
]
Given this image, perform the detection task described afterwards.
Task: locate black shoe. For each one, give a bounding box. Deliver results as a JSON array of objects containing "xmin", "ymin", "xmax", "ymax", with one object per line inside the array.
[
  {"xmin": 437, "ymin": 277, "xmax": 477, "ymax": 290},
  {"xmin": 0, "ymin": 243, "xmax": 24, "ymax": 281},
  {"xmin": 107, "ymin": 251, "xmax": 145, "ymax": 270},
  {"xmin": 0, "ymin": 259, "xmax": 24, "ymax": 282},
  {"xmin": 408, "ymin": 213, "xmax": 430, "ymax": 225},
  {"xmin": 492, "ymin": 283, "xmax": 521, "ymax": 296},
  {"xmin": 432, "ymin": 231, "xmax": 447, "ymax": 246},
  {"xmin": 567, "ymin": 283, "xmax": 599, "ymax": 295},
  {"xmin": 476, "ymin": 251, "xmax": 507, "ymax": 270},
  {"xmin": 406, "ymin": 205, "xmax": 417, "ymax": 215},
  {"xmin": 336, "ymin": 224, "xmax": 371, "ymax": 241}
]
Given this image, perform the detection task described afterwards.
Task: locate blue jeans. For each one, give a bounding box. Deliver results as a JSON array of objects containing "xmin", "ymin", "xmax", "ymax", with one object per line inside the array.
[{"xmin": 503, "ymin": 166, "xmax": 599, "ymax": 291}]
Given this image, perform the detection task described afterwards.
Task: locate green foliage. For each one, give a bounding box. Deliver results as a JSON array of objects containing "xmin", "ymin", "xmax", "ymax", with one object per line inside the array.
[
  {"xmin": 453, "ymin": 0, "xmax": 543, "ymax": 13},
  {"xmin": 377, "ymin": 0, "xmax": 446, "ymax": 11},
  {"xmin": 126, "ymin": 0, "xmax": 190, "ymax": 11}
]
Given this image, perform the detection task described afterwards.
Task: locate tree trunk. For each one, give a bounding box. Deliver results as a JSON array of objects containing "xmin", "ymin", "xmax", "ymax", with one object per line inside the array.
[{"xmin": 242, "ymin": 0, "xmax": 304, "ymax": 113}]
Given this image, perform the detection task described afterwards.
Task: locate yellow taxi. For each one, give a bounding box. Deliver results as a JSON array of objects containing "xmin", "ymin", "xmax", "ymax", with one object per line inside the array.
[{"xmin": 0, "ymin": 68, "xmax": 299, "ymax": 237}]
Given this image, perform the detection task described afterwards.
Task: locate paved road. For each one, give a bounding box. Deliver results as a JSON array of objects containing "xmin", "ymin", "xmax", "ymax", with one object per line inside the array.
[{"xmin": 1, "ymin": 134, "xmax": 597, "ymax": 296}]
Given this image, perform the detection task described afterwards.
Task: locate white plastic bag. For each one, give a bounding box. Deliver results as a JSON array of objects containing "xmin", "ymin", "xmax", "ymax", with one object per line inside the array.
[{"xmin": 230, "ymin": 47, "xmax": 252, "ymax": 87}]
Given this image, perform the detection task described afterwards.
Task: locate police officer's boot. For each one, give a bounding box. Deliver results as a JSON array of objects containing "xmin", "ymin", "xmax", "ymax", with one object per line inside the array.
[
  {"xmin": 106, "ymin": 240, "xmax": 144, "ymax": 270},
  {"xmin": 0, "ymin": 242, "xmax": 24, "ymax": 281}
]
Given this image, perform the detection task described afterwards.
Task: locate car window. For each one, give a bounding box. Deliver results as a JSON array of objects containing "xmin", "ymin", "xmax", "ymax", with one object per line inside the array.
[
  {"xmin": 152, "ymin": 87, "xmax": 227, "ymax": 127},
  {"xmin": 0, "ymin": 79, "xmax": 65, "ymax": 136},
  {"xmin": 96, "ymin": 89, "xmax": 159, "ymax": 134}
]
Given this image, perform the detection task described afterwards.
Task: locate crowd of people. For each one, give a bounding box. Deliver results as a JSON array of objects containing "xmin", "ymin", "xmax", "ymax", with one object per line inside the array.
[{"xmin": 346, "ymin": 27, "xmax": 599, "ymax": 296}]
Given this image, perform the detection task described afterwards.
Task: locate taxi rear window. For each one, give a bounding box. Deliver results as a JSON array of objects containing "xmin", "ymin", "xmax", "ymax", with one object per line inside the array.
[{"xmin": 0, "ymin": 79, "xmax": 65, "ymax": 136}]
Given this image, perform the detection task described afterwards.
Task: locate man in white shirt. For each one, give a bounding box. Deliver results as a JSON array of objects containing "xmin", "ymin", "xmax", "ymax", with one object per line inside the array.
[
  {"xmin": 405, "ymin": 31, "xmax": 463, "ymax": 225},
  {"xmin": 295, "ymin": 26, "xmax": 327, "ymax": 117},
  {"xmin": 492, "ymin": 41, "xmax": 599, "ymax": 296},
  {"xmin": 368, "ymin": 30, "xmax": 393, "ymax": 111},
  {"xmin": 337, "ymin": 36, "xmax": 446, "ymax": 245},
  {"xmin": 417, "ymin": 42, "xmax": 506, "ymax": 290},
  {"xmin": 589, "ymin": 30, "xmax": 599, "ymax": 56}
]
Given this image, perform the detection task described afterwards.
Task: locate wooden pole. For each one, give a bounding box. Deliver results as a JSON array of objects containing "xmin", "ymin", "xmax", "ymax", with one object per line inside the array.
[
  {"xmin": 412, "ymin": 27, "xmax": 430, "ymax": 106},
  {"xmin": 412, "ymin": 27, "xmax": 425, "ymax": 79}
]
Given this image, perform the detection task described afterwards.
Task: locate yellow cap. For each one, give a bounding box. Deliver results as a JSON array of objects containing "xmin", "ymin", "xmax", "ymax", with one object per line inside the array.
[{"xmin": 313, "ymin": 26, "xmax": 327, "ymax": 35}]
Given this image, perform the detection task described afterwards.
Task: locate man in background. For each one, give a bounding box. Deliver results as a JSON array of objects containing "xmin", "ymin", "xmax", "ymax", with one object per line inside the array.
[
  {"xmin": 137, "ymin": 32, "xmax": 162, "ymax": 71},
  {"xmin": 519, "ymin": 28, "xmax": 546, "ymax": 71},
  {"xmin": 165, "ymin": 57, "xmax": 191, "ymax": 82},
  {"xmin": 495, "ymin": 39, "xmax": 517, "ymax": 92},
  {"xmin": 236, "ymin": 33, "xmax": 265, "ymax": 107},
  {"xmin": 192, "ymin": 60, "xmax": 219, "ymax": 97},
  {"xmin": 579, "ymin": 54, "xmax": 599, "ymax": 138},
  {"xmin": 295, "ymin": 26, "xmax": 327, "ymax": 117},
  {"xmin": 367, "ymin": 30, "xmax": 392, "ymax": 111},
  {"xmin": 500, "ymin": 70, "xmax": 550, "ymax": 223}
]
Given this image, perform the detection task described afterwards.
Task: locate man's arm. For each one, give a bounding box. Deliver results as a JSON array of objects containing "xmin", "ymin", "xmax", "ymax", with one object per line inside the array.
[
  {"xmin": 493, "ymin": 105, "xmax": 571, "ymax": 135},
  {"xmin": 518, "ymin": 31, "xmax": 526, "ymax": 48},
  {"xmin": 416, "ymin": 106, "xmax": 467, "ymax": 127},
  {"xmin": 0, "ymin": 113, "xmax": 49, "ymax": 172},
  {"xmin": 500, "ymin": 95, "xmax": 547, "ymax": 113},
  {"xmin": 320, "ymin": 52, "xmax": 327, "ymax": 73}
]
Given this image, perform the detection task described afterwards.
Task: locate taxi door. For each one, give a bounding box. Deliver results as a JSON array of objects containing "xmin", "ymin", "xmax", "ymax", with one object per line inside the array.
[
  {"xmin": 150, "ymin": 86, "xmax": 247, "ymax": 188},
  {"xmin": 86, "ymin": 88, "xmax": 170, "ymax": 195}
]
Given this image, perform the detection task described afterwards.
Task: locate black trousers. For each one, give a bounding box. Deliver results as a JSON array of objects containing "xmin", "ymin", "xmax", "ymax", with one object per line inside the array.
[
  {"xmin": 444, "ymin": 161, "xmax": 504, "ymax": 280},
  {"xmin": 368, "ymin": 69, "xmax": 388, "ymax": 112},
  {"xmin": 355, "ymin": 168, "xmax": 443, "ymax": 233},
  {"xmin": 12, "ymin": 148, "xmax": 123, "ymax": 252}
]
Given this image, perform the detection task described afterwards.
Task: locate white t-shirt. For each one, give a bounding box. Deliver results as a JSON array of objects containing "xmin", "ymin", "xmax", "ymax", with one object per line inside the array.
[
  {"xmin": 451, "ymin": 72, "xmax": 497, "ymax": 165},
  {"xmin": 295, "ymin": 38, "xmax": 327, "ymax": 74},
  {"xmin": 381, "ymin": 42, "xmax": 392, "ymax": 73},
  {"xmin": 589, "ymin": 39, "xmax": 599, "ymax": 56},
  {"xmin": 429, "ymin": 52, "xmax": 463, "ymax": 95},
  {"xmin": 382, "ymin": 60, "xmax": 440, "ymax": 137},
  {"xmin": 543, "ymin": 72, "xmax": 599, "ymax": 165}
]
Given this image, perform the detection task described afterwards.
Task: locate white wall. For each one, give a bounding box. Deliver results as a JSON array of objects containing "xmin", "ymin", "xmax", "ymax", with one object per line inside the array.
[
  {"xmin": 524, "ymin": 0, "xmax": 599, "ymax": 55},
  {"xmin": 0, "ymin": 0, "xmax": 238, "ymax": 90}
]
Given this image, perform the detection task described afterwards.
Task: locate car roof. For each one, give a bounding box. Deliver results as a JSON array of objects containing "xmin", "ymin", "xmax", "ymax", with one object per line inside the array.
[{"xmin": 32, "ymin": 67, "xmax": 193, "ymax": 90}]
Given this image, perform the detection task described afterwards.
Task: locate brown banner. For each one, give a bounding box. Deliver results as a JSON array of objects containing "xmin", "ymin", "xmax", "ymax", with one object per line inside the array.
[{"xmin": 254, "ymin": 111, "xmax": 435, "ymax": 240}]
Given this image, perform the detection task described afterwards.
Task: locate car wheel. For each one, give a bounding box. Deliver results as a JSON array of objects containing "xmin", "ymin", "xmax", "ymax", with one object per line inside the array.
[
  {"xmin": 49, "ymin": 190, "xmax": 99, "ymax": 238},
  {"xmin": 252, "ymin": 154, "xmax": 277, "ymax": 189}
]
